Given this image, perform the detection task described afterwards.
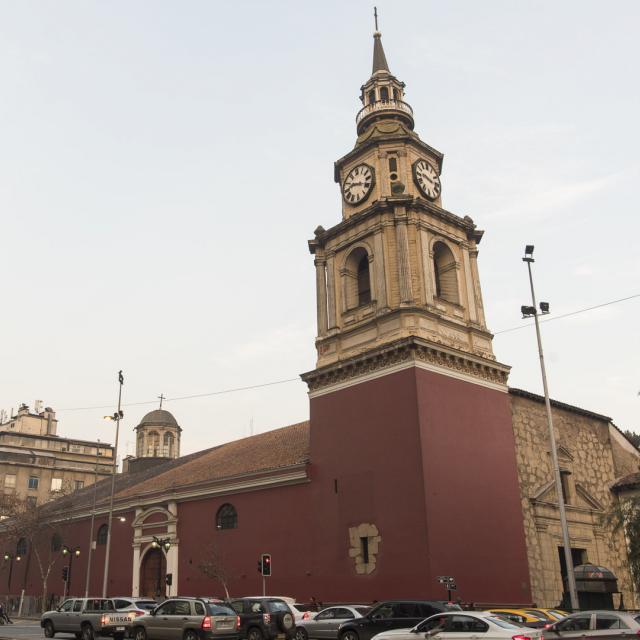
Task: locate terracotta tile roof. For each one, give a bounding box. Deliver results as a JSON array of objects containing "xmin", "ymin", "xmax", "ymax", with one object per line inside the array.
[
  {"xmin": 40, "ymin": 421, "xmax": 310, "ymax": 516},
  {"xmin": 115, "ymin": 420, "xmax": 310, "ymax": 500},
  {"xmin": 611, "ymin": 471, "xmax": 640, "ymax": 492},
  {"xmin": 509, "ymin": 387, "xmax": 612, "ymax": 422}
]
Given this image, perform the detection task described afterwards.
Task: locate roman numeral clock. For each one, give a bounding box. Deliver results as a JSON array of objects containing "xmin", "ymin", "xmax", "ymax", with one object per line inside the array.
[{"xmin": 342, "ymin": 163, "xmax": 375, "ymax": 204}]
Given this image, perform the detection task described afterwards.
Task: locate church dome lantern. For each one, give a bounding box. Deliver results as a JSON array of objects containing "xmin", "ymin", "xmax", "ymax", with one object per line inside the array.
[
  {"xmin": 356, "ymin": 30, "xmax": 414, "ymax": 136},
  {"xmin": 135, "ymin": 406, "xmax": 181, "ymax": 460}
]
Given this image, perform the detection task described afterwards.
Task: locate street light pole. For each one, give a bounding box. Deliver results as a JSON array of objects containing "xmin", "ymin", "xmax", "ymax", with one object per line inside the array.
[
  {"xmin": 102, "ymin": 370, "xmax": 124, "ymax": 598},
  {"xmin": 3, "ymin": 553, "xmax": 20, "ymax": 591},
  {"xmin": 62, "ymin": 546, "xmax": 81, "ymax": 598},
  {"xmin": 150, "ymin": 537, "xmax": 171, "ymax": 599},
  {"xmin": 522, "ymin": 245, "xmax": 579, "ymax": 611},
  {"xmin": 84, "ymin": 444, "xmax": 103, "ymax": 597}
]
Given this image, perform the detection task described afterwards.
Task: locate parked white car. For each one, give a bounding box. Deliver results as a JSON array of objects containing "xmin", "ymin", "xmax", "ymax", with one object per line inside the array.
[
  {"xmin": 296, "ymin": 606, "xmax": 370, "ymax": 640},
  {"xmin": 371, "ymin": 611, "xmax": 542, "ymax": 640}
]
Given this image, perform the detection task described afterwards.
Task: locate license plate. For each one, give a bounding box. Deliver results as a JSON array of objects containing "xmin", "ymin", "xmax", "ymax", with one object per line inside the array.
[{"xmin": 116, "ymin": 627, "xmax": 125, "ymax": 631}]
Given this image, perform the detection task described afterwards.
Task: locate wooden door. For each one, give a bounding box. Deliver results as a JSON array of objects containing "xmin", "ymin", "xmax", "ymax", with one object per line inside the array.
[{"xmin": 140, "ymin": 548, "xmax": 166, "ymax": 599}]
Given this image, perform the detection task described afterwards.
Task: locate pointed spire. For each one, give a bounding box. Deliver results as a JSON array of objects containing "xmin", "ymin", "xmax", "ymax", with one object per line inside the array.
[
  {"xmin": 372, "ymin": 8, "xmax": 390, "ymax": 74},
  {"xmin": 372, "ymin": 32, "xmax": 390, "ymax": 74}
]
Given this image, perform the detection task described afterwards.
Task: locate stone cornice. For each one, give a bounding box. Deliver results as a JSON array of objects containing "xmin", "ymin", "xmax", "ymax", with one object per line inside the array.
[
  {"xmin": 334, "ymin": 132, "xmax": 444, "ymax": 178},
  {"xmin": 40, "ymin": 463, "xmax": 311, "ymax": 525},
  {"xmin": 310, "ymin": 197, "xmax": 481, "ymax": 253},
  {"xmin": 301, "ymin": 336, "xmax": 510, "ymax": 393}
]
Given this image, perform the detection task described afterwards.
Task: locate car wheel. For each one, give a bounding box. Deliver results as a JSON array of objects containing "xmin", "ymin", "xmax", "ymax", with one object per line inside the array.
[
  {"xmin": 184, "ymin": 631, "xmax": 199, "ymax": 640},
  {"xmin": 44, "ymin": 621, "xmax": 56, "ymax": 638},
  {"xmin": 75, "ymin": 633, "xmax": 82, "ymax": 639},
  {"xmin": 247, "ymin": 627, "xmax": 264, "ymax": 640},
  {"xmin": 134, "ymin": 628, "xmax": 147, "ymax": 640},
  {"xmin": 114, "ymin": 634, "xmax": 125, "ymax": 640},
  {"xmin": 295, "ymin": 628, "xmax": 308, "ymax": 640},
  {"xmin": 340, "ymin": 631, "xmax": 359, "ymax": 640},
  {"xmin": 82, "ymin": 625, "xmax": 95, "ymax": 640}
]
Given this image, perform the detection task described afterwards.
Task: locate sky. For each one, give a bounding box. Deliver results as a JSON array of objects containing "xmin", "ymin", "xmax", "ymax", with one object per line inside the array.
[{"xmin": 1, "ymin": 0, "xmax": 638, "ymax": 457}]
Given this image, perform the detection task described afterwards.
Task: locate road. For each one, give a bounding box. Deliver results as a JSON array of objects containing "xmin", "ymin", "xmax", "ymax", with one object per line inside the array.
[{"xmin": 0, "ymin": 621, "xmax": 71, "ymax": 640}]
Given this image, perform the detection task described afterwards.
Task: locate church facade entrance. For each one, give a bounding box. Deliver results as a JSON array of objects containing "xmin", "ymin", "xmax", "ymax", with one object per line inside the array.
[{"xmin": 140, "ymin": 548, "xmax": 166, "ymax": 598}]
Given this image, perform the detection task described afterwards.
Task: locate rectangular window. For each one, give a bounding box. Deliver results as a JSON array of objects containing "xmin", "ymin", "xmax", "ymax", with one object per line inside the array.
[
  {"xmin": 560, "ymin": 471, "xmax": 571, "ymax": 504},
  {"xmin": 51, "ymin": 478, "xmax": 63, "ymax": 492},
  {"xmin": 4, "ymin": 474, "xmax": 16, "ymax": 488},
  {"xmin": 360, "ymin": 536, "xmax": 369, "ymax": 564},
  {"xmin": 28, "ymin": 476, "xmax": 39, "ymax": 490},
  {"xmin": 74, "ymin": 480, "xmax": 85, "ymax": 490}
]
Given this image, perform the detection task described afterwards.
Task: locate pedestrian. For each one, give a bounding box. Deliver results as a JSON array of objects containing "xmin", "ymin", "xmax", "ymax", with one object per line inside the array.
[
  {"xmin": 0, "ymin": 602, "xmax": 13, "ymax": 624},
  {"xmin": 309, "ymin": 597, "xmax": 320, "ymax": 612}
]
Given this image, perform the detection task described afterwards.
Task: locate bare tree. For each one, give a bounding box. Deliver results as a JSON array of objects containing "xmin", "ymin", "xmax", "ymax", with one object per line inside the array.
[
  {"xmin": 197, "ymin": 542, "xmax": 231, "ymax": 599},
  {"xmin": 601, "ymin": 494, "xmax": 640, "ymax": 594},
  {"xmin": 1, "ymin": 490, "xmax": 73, "ymax": 611}
]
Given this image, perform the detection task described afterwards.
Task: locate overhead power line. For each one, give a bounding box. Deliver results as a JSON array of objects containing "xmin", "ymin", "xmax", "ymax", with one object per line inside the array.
[
  {"xmin": 61, "ymin": 378, "xmax": 300, "ymax": 412},
  {"xmin": 494, "ymin": 293, "xmax": 639, "ymax": 335},
  {"xmin": 57, "ymin": 293, "xmax": 638, "ymax": 413}
]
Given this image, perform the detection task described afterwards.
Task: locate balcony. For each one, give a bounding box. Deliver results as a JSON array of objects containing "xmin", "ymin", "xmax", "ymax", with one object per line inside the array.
[{"xmin": 356, "ymin": 99, "xmax": 414, "ymax": 126}]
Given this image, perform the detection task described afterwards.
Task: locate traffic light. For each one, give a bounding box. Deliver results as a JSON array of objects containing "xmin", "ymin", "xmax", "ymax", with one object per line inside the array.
[
  {"xmin": 261, "ymin": 553, "xmax": 271, "ymax": 577},
  {"xmin": 62, "ymin": 566, "xmax": 69, "ymax": 582},
  {"xmin": 165, "ymin": 573, "xmax": 172, "ymax": 586}
]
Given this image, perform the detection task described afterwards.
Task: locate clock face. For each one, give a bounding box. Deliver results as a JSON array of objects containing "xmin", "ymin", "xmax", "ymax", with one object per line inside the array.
[
  {"xmin": 342, "ymin": 164, "xmax": 375, "ymax": 205},
  {"xmin": 413, "ymin": 159, "xmax": 441, "ymax": 200}
]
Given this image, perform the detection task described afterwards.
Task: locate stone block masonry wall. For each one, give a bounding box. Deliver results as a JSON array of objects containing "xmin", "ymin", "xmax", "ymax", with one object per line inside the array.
[{"xmin": 510, "ymin": 392, "xmax": 638, "ymax": 608}]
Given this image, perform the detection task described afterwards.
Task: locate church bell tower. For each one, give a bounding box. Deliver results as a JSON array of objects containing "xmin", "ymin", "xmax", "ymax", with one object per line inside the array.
[
  {"xmin": 307, "ymin": 27, "xmax": 504, "ymax": 384},
  {"xmin": 303, "ymin": 22, "xmax": 531, "ymax": 605}
]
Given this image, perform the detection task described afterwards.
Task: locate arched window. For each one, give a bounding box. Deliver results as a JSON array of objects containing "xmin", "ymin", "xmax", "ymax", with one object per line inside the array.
[
  {"xmin": 433, "ymin": 241, "xmax": 459, "ymax": 304},
  {"xmin": 380, "ymin": 87, "xmax": 389, "ymax": 101},
  {"xmin": 163, "ymin": 432, "xmax": 174, "ymax": 457},
  {"xmin": 344, "ymin": 247, "xmax": 372, "ymax": 310},
  {"xmin": 136, "ymin": 431, "xmax": 144, "ymax": 457},
  {"xmin": 368, "ymin": 90, "xmax": 375, "ymax": 104},
  {"xmin": 393, "ymin": 88, "xmax": 400, "ymax": 100},
  {"xmin": 216, "ymin": 503, "xmax": 238, "ymax": 530},
  {"xmin": 357, "ymin": 255, "xmax": 371, "ymax": 306},
  {"xmin": 97, "ymin": 524, "xmax": 109, "ymax": 545},
  {"xmin": 51, "ymin": 533, "xmax": 62, "ymax": 552},
  {"xmin": 16, "ymin": 538, "xmax": 27, "ymax": 556},
  {"xmin": 146, "ymin": 431, "xmax": 160, "ymax": 457}
]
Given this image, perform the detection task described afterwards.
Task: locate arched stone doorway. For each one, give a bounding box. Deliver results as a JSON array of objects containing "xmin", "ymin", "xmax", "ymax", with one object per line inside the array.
[{"xmin": 140, "ymin": 547, "xmax": 166, "ymax": 598}]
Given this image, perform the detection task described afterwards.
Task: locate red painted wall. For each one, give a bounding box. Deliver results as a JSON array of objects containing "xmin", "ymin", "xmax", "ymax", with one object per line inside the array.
[
  {"xmin": 7, "ymin": 366, "xmax": 531, "ymax": 606},
  {"xmin": 306, "ymin": 366, "xmax": 532, "ymax": 604},
  {"xmin": 415, "ymin": 368, "xmax": 532, "ymax": 604}
]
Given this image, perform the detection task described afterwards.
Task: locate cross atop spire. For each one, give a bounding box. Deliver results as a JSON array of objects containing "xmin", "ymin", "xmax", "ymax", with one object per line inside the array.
[
  {"xmin": 372, "ymin": 9, "xmax": 390, "ymax": 74},
  {"xmin": 158, "ymin": 393, "xmax": 165, "ymax": 409}
]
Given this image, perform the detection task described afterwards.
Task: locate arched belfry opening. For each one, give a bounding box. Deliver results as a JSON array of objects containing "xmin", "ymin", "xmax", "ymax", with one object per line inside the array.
[
  {"xmin": 344, "ymin": 247, "xmax": 372, "ymax": 310},
  {"xmin": 433, "ymin": 241, "xmax": 459, "ymax": 304}
]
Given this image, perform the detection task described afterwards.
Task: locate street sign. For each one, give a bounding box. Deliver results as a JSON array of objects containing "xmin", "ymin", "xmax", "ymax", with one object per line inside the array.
[
  {"xmin": 437, "ymin": 576, "xmax": 454, "ymax": 583},
  {"xmin": 447, "ymin": 583, "xmax": 457, "ymax": 590}
]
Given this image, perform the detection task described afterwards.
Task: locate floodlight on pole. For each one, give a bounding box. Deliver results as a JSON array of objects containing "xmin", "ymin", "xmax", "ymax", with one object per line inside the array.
[{"xmin": 521, "ymin": 245, "xmax": 579, "ymax": 611}]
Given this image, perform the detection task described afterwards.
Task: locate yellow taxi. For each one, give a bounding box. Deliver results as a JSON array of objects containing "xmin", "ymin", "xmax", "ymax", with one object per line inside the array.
[{"xmin": 485, "ymin": 609, "xmax": 551, "ymax": 628}]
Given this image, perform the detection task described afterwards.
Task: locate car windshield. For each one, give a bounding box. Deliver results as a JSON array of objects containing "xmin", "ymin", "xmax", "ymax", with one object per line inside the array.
[
  {"xmin": 270, "ymin": 601, "xmax": 291, "ymax": 613},
  {"xmin": 443, "ymin": 604, "xmax": 463, "ymax": 611},
  {"xmin": 356, "ymin": 607, "xmax": 371, "ymax": 616},
  {"xmin": 634, "ymin": 616, "xmax": 640, "ymax": 625},
  {"xmin": 488, "ymin": 617, "xmax": 525, "ymax": 630},
  {"xmin": 135, "ymin": 601, "xmax": 157, "ymax": 610}
]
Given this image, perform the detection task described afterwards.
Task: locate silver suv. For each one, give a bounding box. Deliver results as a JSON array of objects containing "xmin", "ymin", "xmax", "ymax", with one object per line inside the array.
[{"xmin": 132, "ymin": 598, "xmax": 239, "ymax": 640}]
